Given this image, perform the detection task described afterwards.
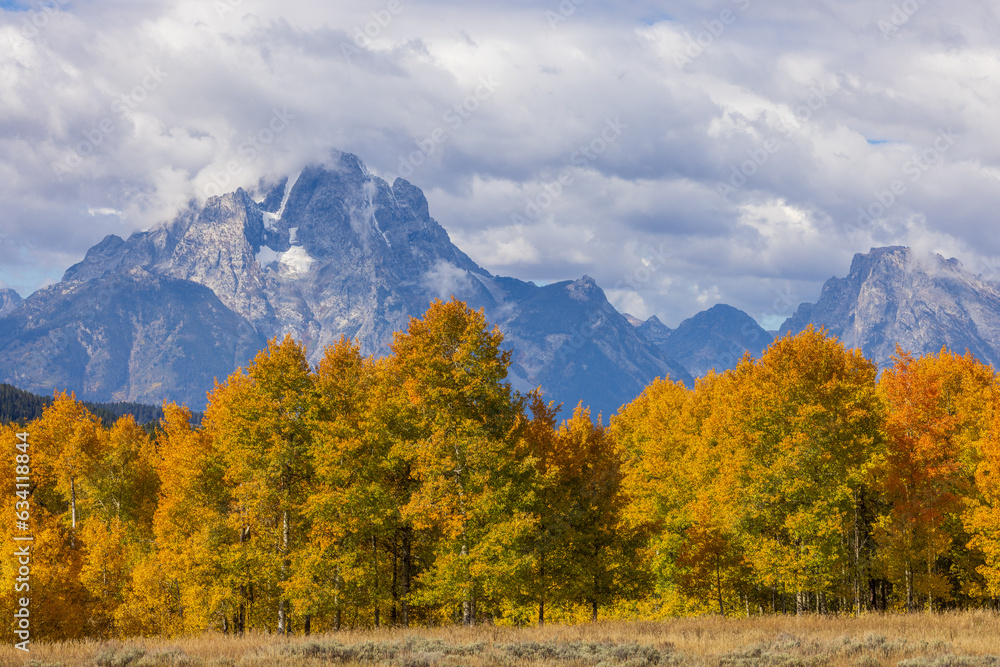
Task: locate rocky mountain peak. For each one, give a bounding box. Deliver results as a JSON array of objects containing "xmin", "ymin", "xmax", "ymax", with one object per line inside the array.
[
  {"xmin": 780, "ymin": 246, "xmax": 1000, "ymax": 368},
  {"xmin": 636, "ymin": 315, "xmax": 673, "ymax": 347},
  {"xmin": 0, "ymin": 289, "xmax": 21, "ymax": 318}
]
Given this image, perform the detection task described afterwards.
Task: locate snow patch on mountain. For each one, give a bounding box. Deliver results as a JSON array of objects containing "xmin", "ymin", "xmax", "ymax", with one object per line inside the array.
[
  {"xmin": 279, "ymin": 246, "xmax": 316, "ymax": 276},
  {"xmin": 256, "ymin": 246, "xmax": 282, "ymax": 269},
  {"xmin": 277, "ymin": 172, "xmax": 299, "ymax": 219},
  {"xmin": 257, "ymin": 245, "xmax": 315, "ymax": 276}
]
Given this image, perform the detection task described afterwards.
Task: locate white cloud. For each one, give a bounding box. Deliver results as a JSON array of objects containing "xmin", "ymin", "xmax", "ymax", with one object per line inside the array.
[
  {"xmin": 1, "ymin": 0, "xmax": 999, "ymax": 328},
  {"xmin": 421, "ymin": 259, "xmax": 473, "ymax": 299}
]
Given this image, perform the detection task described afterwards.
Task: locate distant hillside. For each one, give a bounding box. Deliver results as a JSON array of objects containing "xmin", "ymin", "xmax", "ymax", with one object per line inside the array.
[{"xmin": 0, "ymin": 383, "xmax": 166, "ymax": 427}]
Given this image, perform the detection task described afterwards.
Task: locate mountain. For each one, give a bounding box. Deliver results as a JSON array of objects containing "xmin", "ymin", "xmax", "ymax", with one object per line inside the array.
[
  {"xmin": 659, "ymin": 304, "xmax": 773, "ymax": 377},
  {"xmin": 497, "ymin": 277, "xmax": 692, "ymax": 416},
  {"xmin": 0, "ymin": 268, "xmax": 265, "ymax": 406},
  {"xmin": 0, "ymin": 151, "xmax": 691, "ymax": 416},
  {"xmin": 630, "ymin": 305, "xmax": 772, "ymax": 377},
  {"xmin": 636, "ymin": 315, "xmax": 673, "ymax": 347},
  {"xmin": 0, "ymin": 288, "xmax": 20, "ymax": 317},
  {"xmin": 779, "ymin": 246, "xmax": 1000, "ymax": 368}
]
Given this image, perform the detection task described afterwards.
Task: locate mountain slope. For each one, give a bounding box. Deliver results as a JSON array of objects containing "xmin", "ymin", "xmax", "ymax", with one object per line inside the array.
[
  {"xmin": 630, "ymin": 305, "xmax": 772, "ymax": 377},
  {"xmin": 498, "ymin": 277, "xmax": 692, "ymax": 414},
  {"xmin": 0, "ymin": 267, "xmax": 264, "ymax": 406},
  {"xmin": 779, "ymin": 246, "xmax": 1000, "ymax": 368},
  {"xmin": 654, "ymin": 304, "xmax": 773, "ymax": 377}
]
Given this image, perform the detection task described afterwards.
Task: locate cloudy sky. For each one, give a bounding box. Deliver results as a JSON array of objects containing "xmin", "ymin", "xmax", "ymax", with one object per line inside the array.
[{"xmin": 1, "ymin": 0, "xmax": 998, "ymax": 328}]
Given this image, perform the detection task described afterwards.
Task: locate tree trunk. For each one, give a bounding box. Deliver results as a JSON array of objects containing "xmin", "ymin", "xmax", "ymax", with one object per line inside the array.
[
  {"xmin": 391, "ymin": 535, "xmax": 399, "ymax": 626},
  {"xmin": 716, "ymin": 556, "xmax": 725, "ymax": 615},
  {"xmin": 70, "ymin": 476, "xmax": 77, "ymax": 548},
  {"xmin": 462, "ymin": 542, "xmax": 473, "ymax": 626},
  {"xmin": 372, "ymin": 534, "xmax": 380, "ymax": 627},
  {"xmin": 591, "ymin": 599, "xmax": 598, "ymax": 622},
  {"xmin": 927, "ymin": 557, "xmax": 934, "ymax": 612},
  {"xmin": 304, "ymin": 615, "xmax": 311, "ymax": 636},
  {"xmin": 278, "ymin": 508, "xmax": 290, "ymax": 634},
  {"xmin": 796, "ymin": 590, "xmax": 806, "ymax": 616},
  {"xmin": 238, "ymin": 522, "xmax": 248, "ymax": 636},
  {"xmin": 539, "ymin": 558, "xmax": 546, "ymax": 626},
  {"xmin": 401, "ymin": 527, "xmax": 411, "ymax": 627},
  {"xmin": 905, "ymin": 565, "xmax": 914, "ymax": 612},
  {"xmin": 463, "ymin": 598, "xmax": 473, "ymax": 626},
  {"xmin": 853, "ymin": 489, "xmax": 862, "ymax": 617}
]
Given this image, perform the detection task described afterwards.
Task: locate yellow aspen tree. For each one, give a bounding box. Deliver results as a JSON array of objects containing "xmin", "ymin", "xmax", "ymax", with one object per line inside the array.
[
  {"xmin": 205, "ymin": 336, "xmax": 315, "ymax": 634},
  {"xmin": 150, "ymin": 403, "xmax": 231, "ymax": 635},
  {"xmin": 391, "ymin": 298, "xmax": 534, "ymax": 624},
  {"xmin": 716, "ymin": 328, "xmax": 883, "ymax": 615}
]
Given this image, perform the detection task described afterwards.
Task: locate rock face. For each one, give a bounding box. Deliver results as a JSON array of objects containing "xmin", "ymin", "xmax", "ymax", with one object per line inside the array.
[
  {"xmin": 631, "ymin": 304, "xmax": 773, "ymax": 378},
  {"xmin": 0, "ymin": 151, "xmax": 691, "ymax": 416},
  {"xmin": 0, "ymin": 289, "xmax": 21, "ymax": 318},
  {"xmin": 0, "ymin": 269, "xmax": 264, "ymax": 406},
  {"xmin": 779, "ymin": 246, "xmax": 1000, "ymax": 368}
]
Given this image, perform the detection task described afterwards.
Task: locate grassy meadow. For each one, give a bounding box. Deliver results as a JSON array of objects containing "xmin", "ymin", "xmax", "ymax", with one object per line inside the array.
[{"xmin": 5, "ymin": 613, "xmax": 1000, "ymax": 667}]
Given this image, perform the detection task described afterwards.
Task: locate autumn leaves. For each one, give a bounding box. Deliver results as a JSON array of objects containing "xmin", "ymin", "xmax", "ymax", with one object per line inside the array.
[
  {"xmin": 5, "ymin": 301, "xmax": 1000, "ymax": 642},
  {"xmin": 0, "ymin": 299, "xmax": 636, "ymax": 638},
  {"xmin": 616, "ymin": 329, "xmax": 1000, "ymax": 615}
]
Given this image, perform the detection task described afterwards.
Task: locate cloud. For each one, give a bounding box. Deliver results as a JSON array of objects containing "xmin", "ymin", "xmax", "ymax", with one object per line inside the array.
[
  {"xmin": 1, "ymin": 0, "xmax": 1000, "ymax": 329},
  {"xmin": 422, "ymin": 259, "xmax": 473, "ymax": 300}
]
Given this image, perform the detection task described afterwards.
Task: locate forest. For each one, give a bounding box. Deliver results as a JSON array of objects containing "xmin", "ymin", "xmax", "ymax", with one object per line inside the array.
[
  {"xmin": 4, "ymin": 297, "xmax": 1000, "ymax": 642},
  {"xmin": 0, "ymin": 382, "xmax": 166, "ymax": 429}
]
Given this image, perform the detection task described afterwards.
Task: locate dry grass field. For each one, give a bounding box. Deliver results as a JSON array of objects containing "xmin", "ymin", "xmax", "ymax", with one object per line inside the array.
[{"xmin": 4, "ymin": 613, "xmax": 1000, "ymax": 667}]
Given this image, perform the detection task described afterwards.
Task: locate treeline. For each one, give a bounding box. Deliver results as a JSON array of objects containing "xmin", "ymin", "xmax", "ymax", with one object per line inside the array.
[
  {"xmin": 3, "ymin": 299, "xmax": 1000, "ymax": 642},
  {"xmin": 0, "ymin": 382, "xmax": 165, "ymax": 428}
]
